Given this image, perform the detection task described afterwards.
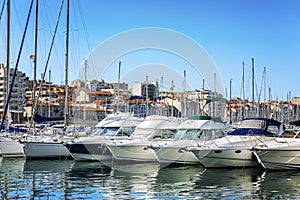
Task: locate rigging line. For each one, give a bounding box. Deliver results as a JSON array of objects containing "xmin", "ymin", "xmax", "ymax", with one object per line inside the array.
[
  {"xmin": 69, "ymin": 0, "xmax": 80, "ymax": 72},
  {"xmin": 0, "ymin": 0, "xmax": 34, "ymax": 130},
  {"xmin": 0, "ymin": 0, "xmax": 5, "ymax": 22},
  {"xmin": 40, "ymin": 0, "xmax": 63, "ymax": 75},
  {"xmin": 31, "ymin": 0, "xmax": 65, "ymax": 128},
  {"xmin": 76, "ymin": 0, "xmax": 97, "ymax": 80},
  {"xmin": 11, "ymin": 0, "xmax": 32, "ymax": 55},
  {"xmin": 0, "ymin": 0, "xmax": 5, "ymax": 56}
]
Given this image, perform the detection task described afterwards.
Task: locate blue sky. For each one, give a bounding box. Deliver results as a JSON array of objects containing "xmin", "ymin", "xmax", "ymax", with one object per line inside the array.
[{"xmin": 1, "ymin": 0, "xmax": 299, "ymax": 101}]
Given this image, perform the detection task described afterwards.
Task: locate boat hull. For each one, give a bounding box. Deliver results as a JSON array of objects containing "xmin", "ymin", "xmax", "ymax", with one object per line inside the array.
[
  {"xmin": 65, "ymin": 143, "xmax": 112, "ymax": 161},
  {"xmin": 254, "ymin": 148, "xmax": 300, "ymax": 170},
  {"xmin": 23, "ymin": 142, "xmax": 71, "ymax": 159},
  {"xmin": 193, "ymin": 148, "xmax": 259, "ymax": 168},
  {"xmin": 0, "ymin": 138, "xmax": 25, "ymax": 158},
  {"xmin": 154, "ymin": 146, "xmax": 200, "ymax": 165},
  {"xmin": 108, "ymin": 143, "xmax": 158, "ymax": 162}
]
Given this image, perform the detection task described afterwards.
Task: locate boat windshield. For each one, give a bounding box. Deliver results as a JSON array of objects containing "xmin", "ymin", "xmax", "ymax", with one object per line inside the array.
[
  {"xmin": 101, "ymin": 127, "xmax": 119, "ymax": 136},
  {"xmin": 198, "ymin": 129, "xmax": 225, "ymax": 141},
  {"xmin": 116, "ymin": 126, "xmax": 136, "ymax": 136},
  {"xmin": 152, "ymin": 129, "xmax": 177, "ymax": 139},
  {"xmin": 238, "ymin": 120, "xmax": 266, "ymax": 129},
  {"xmin": 91, "ymin": 127, "xmax": 104, "ymax": 136},
  {"xmin": 172, "ymin": 129, "xmax": 201, "ymax": 140}
]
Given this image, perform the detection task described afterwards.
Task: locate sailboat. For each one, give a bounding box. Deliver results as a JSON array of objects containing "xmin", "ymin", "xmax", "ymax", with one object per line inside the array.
[
  {"xmin": 21, "ymin": 0, "xmax": 72, "ymax": 159},
  {"xmin": 0, "ymin": 0, "xmax": 24, "ymax": 158}
]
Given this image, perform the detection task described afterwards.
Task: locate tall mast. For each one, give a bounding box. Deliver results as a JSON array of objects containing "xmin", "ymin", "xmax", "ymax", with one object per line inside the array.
[
  {"xmin": 32, "ymin": 0, "xmax": 38, "ymax": 118},
  {"xmin": 251, "ymin": 58, "xmax": 255, "ymax": 117},
  {"xmin": 183, "ymin": 70, "xmax": 186, "ymax": 117},
  {"xmin": 229, "ymin": 79, "xmax": 232, "ymax": 123},
  {"xmin": 241, "ymin": 61, "xmax": 245, "ymax": 120},
  {"xmin": 5, "ymin": 0, "xmax": 10, "ymax": 121},
  {"xmin": 84, "ymin": 60, "xmax": 87, "ymax": 121},
  {"xmin": 64, "ymin": 0, "xmax": 69, "ymax": 130},
  {"xmin": 242, "ymin": 61, "xmax": 245, "ymax": 100},
  {"xmin": 48, "ymin": 69, "xmax": 51, "ymax": 118},
  {"xmin": 263, "ymin": 67, "xmax": 266, "ymax": 117},
  {"xmin": 6, "ymin": 0, "xmax": 10, "ymax": 92},
  {"xmin": 146, "ymin": 75, "xmax": 148, "ymax": 116},
  {"xmin": 263, "ymin": 67, "xmax": 266, "ymax": 103},
  {"xmin": 117, "ymin": 61, "xmax": 121, "ymax": 112}
]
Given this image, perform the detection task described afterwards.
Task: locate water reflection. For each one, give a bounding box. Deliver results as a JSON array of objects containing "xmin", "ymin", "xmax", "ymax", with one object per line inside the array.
[
  {"xmin": 23, "ymin": 160, "xmax": 74, "ymax": 199},
  {"xmin": 194, "ymin": 168, "xmax": 265, "ymax": 199},
  {"xmin": 260, "ymin": 171, "xmax": 300, "ymax": 199},
  {"xmin": 154, "ymin": 165, "xmax": 206, "ymax": 198},
  {"xmin": 111, "ymin": 162, "xmax": 160, "ymax": 177},
  {"xmin": 2, "ymin": 158, "xmax": 300, "ymax": 199},
  {"xmin": 24, "ymin": 159, "xmax": 74, "ymax": 172},
  {"xmin": 66, "ymin": 161, "xmax": 112, "ymax": 199},
  {"xmin": 0, "ymin": 158, "xmax": 26, "ymax": 199}
]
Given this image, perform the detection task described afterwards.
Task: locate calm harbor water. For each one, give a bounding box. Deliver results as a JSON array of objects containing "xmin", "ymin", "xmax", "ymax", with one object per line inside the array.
[{"xmin": 1, "ymin": 158, "xmax": 300, "ymax": 199}]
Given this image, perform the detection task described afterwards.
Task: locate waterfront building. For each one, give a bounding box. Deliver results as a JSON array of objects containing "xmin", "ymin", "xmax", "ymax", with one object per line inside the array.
[{"xmin": 0, "ymin": 63, "xmax": 28, "ymax": 123}]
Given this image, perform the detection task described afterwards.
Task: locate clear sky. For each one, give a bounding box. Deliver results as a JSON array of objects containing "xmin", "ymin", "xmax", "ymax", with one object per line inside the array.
[{"xmin": 0, "ymin": 0, "xmax": 299, "ymax": 101}]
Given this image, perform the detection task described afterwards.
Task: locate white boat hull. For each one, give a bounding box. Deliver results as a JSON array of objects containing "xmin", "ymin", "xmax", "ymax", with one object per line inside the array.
[
  {"xmin": 255, "ymin": 148, "xmax": 300, "ymax": 170},
  {"xmin": 0, "ymin": 138, "xmax": 25, "ymax": 158},
  {"xmin": 23, "ymin": 142, "xmax": 71, "ymax": 159},
  {"xmin": 154, "ymin": 146, "xmax": 200, "ymax": 165},
  {"xmin": 193, "ymin": 148, "xmax": 259, "ymax": 168},
  {"xmin": 109, "ymin": 143, "xmax": 158, "ymax": 162}
]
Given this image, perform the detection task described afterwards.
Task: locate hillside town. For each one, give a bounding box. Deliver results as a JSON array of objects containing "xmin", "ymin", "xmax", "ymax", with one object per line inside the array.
[{"xmin": 1, "ymin": 63, "xmax": 299, "ymax": 126}]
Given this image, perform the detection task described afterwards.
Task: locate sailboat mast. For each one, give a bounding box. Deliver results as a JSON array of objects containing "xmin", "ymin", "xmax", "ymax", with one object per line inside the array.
[
  {"xmin": 5, "ymin": 0, "xmax": 10, "ymax": 125},
  {"xmin": 32, "ymin": 0, "xmax": 38, "ymax": 118},
  {"xmin": 252, "ymin": 58, "xmax": 255, "ymax": 117},
  {"xmin": 242, "ymin": 61, "xmax": 245, "ymax": 100},
  {"xmin": 64, "ymin": 0, "xmax": 69, "ymax": 130},
  {"xmin": 6, "ymin": 0, "xmax": 10, "ymax": 92},
  {"xmin": 183, "ymin": 70, "xmax": 186, "ymax": 117},
  {"xmin": 241, "ymin": 61, "xmax": 245, "ymax": 120},
  {"xmin": 117, "ymin": 61, "xmax": 121, "ymax": 112},
  {"xmin": 84, "ymin": 60, "xmax": 87, "ymax": 121},
  {"xmin": 263, "ymin": 67, "xmax": 266, "ymax": 117}
]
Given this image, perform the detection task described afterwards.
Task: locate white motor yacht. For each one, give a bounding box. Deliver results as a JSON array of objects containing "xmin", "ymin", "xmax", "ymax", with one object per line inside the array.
[
  {"xmin": 65, "ymin": 112, "xmax": 144, "ymax": 161},
  {"xmin": 108, "ymin": 115, "xmax": 181, "ymax": 162},
  {"xmin": 151, "ymin": 116, "xmax": 228, "ymax": 165},
  {"xmin": 253, "ymin": 120, "xmax": 300, "ymax": 170},
  {"xmin": 189, "ymin": 118, "xmax": 283, "ymax": 168}
]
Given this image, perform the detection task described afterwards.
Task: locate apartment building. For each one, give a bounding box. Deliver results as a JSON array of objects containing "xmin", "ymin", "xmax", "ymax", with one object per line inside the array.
[{"xmin": 0, "ymin": 63, "xmax": 28, "ymax": 123}]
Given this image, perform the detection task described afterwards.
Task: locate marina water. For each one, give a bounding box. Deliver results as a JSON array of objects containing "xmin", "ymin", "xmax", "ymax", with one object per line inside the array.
[{"xmin": 1, "ymin": 158, "xmax": 300, "ymax": 199}]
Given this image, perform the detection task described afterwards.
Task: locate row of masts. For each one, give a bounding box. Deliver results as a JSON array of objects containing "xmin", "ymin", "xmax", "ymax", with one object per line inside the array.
[{"xmin": 1, "ymin": 0, "xmax": 70, "ymax": 131}]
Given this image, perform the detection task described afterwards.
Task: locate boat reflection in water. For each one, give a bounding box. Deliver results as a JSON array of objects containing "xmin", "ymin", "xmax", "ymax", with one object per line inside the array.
[
  {"xmin": 0, "ymin": 158, "xmax": 26, "ymax": 199},
  {"xmin": 156, "ymin": 165, "xmax": 206, "ymax": 184},
  {"xmin": 68, "ymin": 161, "xmax": 111, "ymax": 178},
  {"xmin": 194, "ymin": 168, "xmax": 265, "ymax": 199},
  {"xmin": 2, "ymin": 159, "xmax": 300, "ymax": 199},
  {"xmin": 260, "ymin": 171, "xmax": 300, "ymax": 199},
  {"xmin": 24, "ymin": 160, "xmax": 74, "ymax": 172},
  {"xmin": 111, "ymin": 162, "xmax": 160, "ymax": 177}
]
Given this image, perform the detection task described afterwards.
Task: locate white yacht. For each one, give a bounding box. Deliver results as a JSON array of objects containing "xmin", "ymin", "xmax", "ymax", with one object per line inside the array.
[
  {"xmin": 189, "ymin": 118, "xmax": 283, "ymax": 168},
  {"xmin": 107, "ymin": 115, "xmax": 181, "ymax": 162},
  {"xmin": 253, "ymin": 121, "xmax": 300, "ymax": 170},
  {"xmin": 151, "ymin": 116, "xmax": 228, "ymax": 165},
  {"xmin": 65, "ymin": 112, "xmax": 144, "ymax": 161}
]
